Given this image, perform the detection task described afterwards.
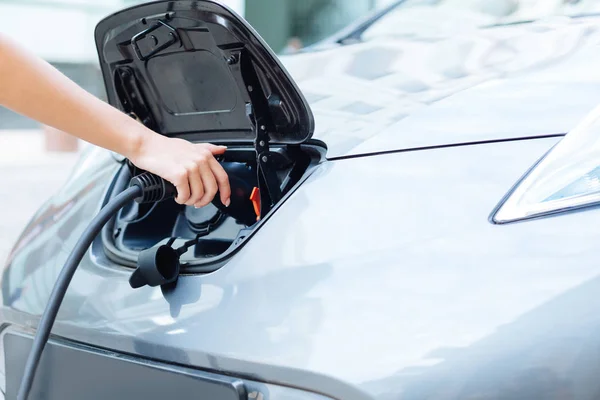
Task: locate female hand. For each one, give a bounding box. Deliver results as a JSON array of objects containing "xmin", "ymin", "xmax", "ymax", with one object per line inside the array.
[
  {"xmin": 128, "ymin": 133, "xmax": 231, "ymax": 208},
  {"xmin": 0, "ymin": 35, "xmax": 230, "ymax": 209}
]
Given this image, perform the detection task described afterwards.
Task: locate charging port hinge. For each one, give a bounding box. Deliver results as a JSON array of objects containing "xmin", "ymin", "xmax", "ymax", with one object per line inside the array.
[{"xmin": 248, "ymin": 105, "xmax": 282, "ymax": 218}]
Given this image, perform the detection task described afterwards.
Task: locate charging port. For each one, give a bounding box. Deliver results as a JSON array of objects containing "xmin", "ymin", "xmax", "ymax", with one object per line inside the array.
[{"xmin": 101, "ymin": 143, "xmax": 325, "ymax": 272}]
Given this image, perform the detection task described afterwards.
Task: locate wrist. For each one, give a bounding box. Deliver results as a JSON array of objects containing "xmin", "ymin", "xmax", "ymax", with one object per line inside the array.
[{"xmin": 119, "ymin": 122, "xmax": 156, "ymax": 163}]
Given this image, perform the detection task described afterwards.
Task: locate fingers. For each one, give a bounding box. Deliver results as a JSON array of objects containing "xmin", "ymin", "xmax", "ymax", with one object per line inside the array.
[
  {"xmin": 173, "ymin": 169, "xmax": 191, "ymax": 205},
  {"xmin": 189, "ymin": 163, "xmax": 206, "ymax": 206},
  {"xmin": 209, "ymin": 157, "xmax": 231, "ymax": 206},
  {"xmin": 194, "ymin": 160, "xmax": 218, "ymax": 208},
  {"xmin": 171, "ymin": 144, "xmax": 229, "ymax": 207},
  {"xmin": 204, "ymin": 144, "xmax": 227, "ymax": 155}
]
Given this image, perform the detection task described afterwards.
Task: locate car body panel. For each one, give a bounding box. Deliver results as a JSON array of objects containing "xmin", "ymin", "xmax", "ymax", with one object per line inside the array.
[
  {"xmin": 6, "ymin": 136, "xmax": 600, "ymax": 399},
  {"xmin": 4, "ymin": 331, "xmax": 247, "ymax": 400},
  {"xmin": 7, "ymin": 5, "xmax": 600, "ymax": 400},
  {"xmin": 282, "ymin": 16, "xmax": 600, "ymax": 157},
  {"xmin": 1, "ymin": 328, "xmax": 333, "ymax": 400}
]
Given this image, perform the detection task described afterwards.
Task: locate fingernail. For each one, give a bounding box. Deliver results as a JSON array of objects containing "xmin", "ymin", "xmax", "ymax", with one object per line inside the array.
[
  {"xmin": 194, "ymin": 205, "xmax": 200, "ymax": 209},
  {"xmin": 225, "ymin": 199, "xmax": 231, "ymax": 207}
]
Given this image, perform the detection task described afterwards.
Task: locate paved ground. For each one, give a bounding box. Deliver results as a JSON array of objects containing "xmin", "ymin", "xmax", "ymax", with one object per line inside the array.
[{"xmin": 0, "ymin": 131, "xmax": 81, "ymax": 264}]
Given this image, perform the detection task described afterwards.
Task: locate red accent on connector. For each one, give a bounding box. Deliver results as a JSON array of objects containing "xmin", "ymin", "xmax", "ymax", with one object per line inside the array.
[{"xmin": 250, "ymin": 187, "xmax": 261, "ymax": 221}]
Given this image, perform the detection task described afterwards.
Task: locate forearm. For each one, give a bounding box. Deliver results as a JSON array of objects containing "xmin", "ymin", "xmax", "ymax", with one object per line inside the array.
[{"xmin": 0, "ymin": 34, "xmax": 148, "ymax": 158}]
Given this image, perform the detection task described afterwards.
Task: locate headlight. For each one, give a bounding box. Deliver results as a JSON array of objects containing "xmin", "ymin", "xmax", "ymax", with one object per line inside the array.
[{"xmin": 494, "ymin": 103, "xmax": 600, "ymax": 223}]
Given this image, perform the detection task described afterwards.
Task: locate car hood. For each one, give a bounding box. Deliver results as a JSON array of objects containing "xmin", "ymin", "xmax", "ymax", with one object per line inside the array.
[
  {"xmin": 8, "ymin": 135, "xmax": 600, "ymax": 400},
  {"xmin": 281, "ymin": 15, "xmax": 600, "ymax": 158}
]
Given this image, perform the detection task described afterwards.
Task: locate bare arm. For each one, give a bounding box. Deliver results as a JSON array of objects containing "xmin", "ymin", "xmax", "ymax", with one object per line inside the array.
[{"xmin": 0, "ymin": 34, "xmax": 230, "ymax": 207}]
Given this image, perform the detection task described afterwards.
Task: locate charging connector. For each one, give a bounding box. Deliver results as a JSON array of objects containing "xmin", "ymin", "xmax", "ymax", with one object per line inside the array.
[
  {"xmin": 17, "ymin": 172, "xmax": 176, "ymax": 400},
  {"xmin": 130, "ymin": 172, "xmax": 176, "ymax": 204}
]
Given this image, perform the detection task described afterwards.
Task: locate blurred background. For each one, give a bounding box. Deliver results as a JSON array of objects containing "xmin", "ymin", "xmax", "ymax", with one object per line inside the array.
[{"xmin": 0, "ymin": 0, "xmax": 396, "ymax": 131}]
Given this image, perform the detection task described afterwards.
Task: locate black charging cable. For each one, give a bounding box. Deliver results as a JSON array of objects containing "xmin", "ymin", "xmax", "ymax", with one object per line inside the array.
[{"xmin": 17, "ymin": 172, "xmax": 176, "ymax": 400}]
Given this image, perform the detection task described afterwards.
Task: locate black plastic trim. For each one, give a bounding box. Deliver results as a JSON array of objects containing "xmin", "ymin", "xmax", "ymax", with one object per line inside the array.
[{"xmin": 94, "ymin": 0, "xmax": 315, "ymax": 144}]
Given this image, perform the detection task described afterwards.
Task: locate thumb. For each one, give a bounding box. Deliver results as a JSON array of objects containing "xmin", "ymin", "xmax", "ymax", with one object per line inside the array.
[{"xmin": 203, "ymin": 144, "xmax": 227, "ymax": 155}]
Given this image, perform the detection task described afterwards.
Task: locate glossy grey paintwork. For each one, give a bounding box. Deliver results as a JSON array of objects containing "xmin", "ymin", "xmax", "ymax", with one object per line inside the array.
[
  {"xmin": 6, "ymin": 6, "xmax": 600, "ymax": 399},
  {"xmin": 7, "ymin": 135, "xmax": 600, "ymax": 399},
  {"xmin": 283, "ymin": 15, "xmax": 600, "ymax": 157},
  {"xmin": 1, "ymin": 327, "xmax": 330, "ymax": 400}
]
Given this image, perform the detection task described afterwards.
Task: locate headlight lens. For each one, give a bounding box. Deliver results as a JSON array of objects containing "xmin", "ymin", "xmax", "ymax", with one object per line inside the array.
[{"xmin": 494, "ymin": 103, "xmax": 600, "ymax": 223}]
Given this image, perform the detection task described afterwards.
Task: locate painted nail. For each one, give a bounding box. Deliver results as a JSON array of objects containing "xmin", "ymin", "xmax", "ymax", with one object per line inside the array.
[{"xmin": 225, "ymin": 199, "xmax": 231, "ymax": 207}]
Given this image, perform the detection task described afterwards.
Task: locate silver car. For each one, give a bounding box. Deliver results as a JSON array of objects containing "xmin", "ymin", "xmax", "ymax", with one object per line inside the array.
[{"xmin": 4, "ymin": 0, "xmax": 600, "ymax": 399}]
